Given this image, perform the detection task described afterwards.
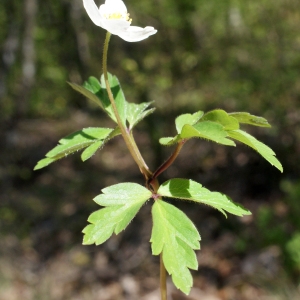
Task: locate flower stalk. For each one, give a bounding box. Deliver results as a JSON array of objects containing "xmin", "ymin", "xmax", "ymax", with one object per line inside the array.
[{"xmin": 102, "ymin": 32, "xmax": 153, "ymax": 181}]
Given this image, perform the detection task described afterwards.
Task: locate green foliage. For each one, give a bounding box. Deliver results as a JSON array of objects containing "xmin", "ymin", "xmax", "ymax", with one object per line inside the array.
[
  {"xmin": 201, "ymin": 109, "xmax": 282, "ymax": 171},
  {"xmin": 175, "ymin": 111, "xmax": 204, "ymax": 133},
  {"xmin": 34, "ymin": 69, "xmax": 283, "ymax": 295},
  {"xmin": 126, "ymin": 101, "xmax": 156, "ymax": 130},
  {"xmin": 35, "ymin": 74, "xmax": 156, "ymax": 170},
  {"xmin": 229, "ymin": 112, "xmax": 271, "ymax": 128},
  {"xmin": 70, "ymin": 75, "xmax": 127, "ymax": 126},
  {"xmin": 34, "ymin": 127, "xmax": 119, "ymax": 170},
  {"xmin": 70, "ymin": 75, "xmax": 155, "ymax": 130},
  {"xmin": 83, "ymin": 183, "xmax": 152, "ymax": 245},
  {"xmin": 151, "ymin": 200, "xmax": 200, "ymax": 294},
  {"xmin": 281, "ymin": 180, "xmax": 300, "ymax": 228},
  {"xmin": 202, "ymin": 109, "xmax": 240, "ymax": 130},
  {"xmin": 160, "ymin": 109, "xmax": 283, "ymax": 172},
  {"xmin": 164, "ymin": 110, "xmax": 236, "ymax": 146},
  {"xmin": 183, "ymin": 122, "xmax": 235, "ymax": 145},
  {"xmin": 68, "ymin": 81, "xmax": 103, "ymax": 109},
  {"xmin": 203, "ymin": 109, "xmax": 272, "ymax": 130},
  {"xmin": 2, "ymin": 0, "xmax": 296, "ymax": 295},
  {"xmin": 286, "ymin": 233, "xmax": 300, "ymax": 271},
  {"xmin": 2, "ymin": 0, "xmax": 300, "ymax": 122},
  {"xmin": 99, "ymin": 74, "xmax": 127, "ymax": 127},
  {"xmin": 281, "ymin": 181, "xmax": 300, "ymax": 273},
  {"xmin": 158, "ymin": 178, "xmax": 251, "ymax": 217},
  {"xmin": 244, "ymin": 178, "xmax": 300, "ymax": 275},
  {"xmin": 227, "ymin": 130, "xmax": 283, "ymax": 172}
]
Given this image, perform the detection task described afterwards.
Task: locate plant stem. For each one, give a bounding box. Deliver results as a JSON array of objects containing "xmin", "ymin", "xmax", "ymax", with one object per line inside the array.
[
  {"xmin": 128, "ymin": 131, "xmax": 152, "ymax": 177},
  {"xmin": 103, "ymin": 32, "xmax": 169, "ymax": 300},
  {"xmin": 160, "ymin": 253, "xmax": 167, "ymax": 300},
  {"xmin": 102, "ymin": 32, "xmax": 152, "ymax": 180},
  {"xmin": 149, "ymin": 139, "xmax": 186, "ymax": 187}
]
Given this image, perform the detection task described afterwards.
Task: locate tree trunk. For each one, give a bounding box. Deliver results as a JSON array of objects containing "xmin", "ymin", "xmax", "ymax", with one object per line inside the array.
[{"xmin": 17, "ymin": 0, "xmax": 37, "ymax": 117}]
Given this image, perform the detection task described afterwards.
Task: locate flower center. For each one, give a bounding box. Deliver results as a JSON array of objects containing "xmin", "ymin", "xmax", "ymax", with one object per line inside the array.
[{"xmin": 104, "ymin": 12, "xmax": 132, "ymax": 23}]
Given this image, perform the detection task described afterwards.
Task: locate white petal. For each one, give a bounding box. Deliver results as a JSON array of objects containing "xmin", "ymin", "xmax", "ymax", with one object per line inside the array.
[
  {"xmin": 100, "ymin": 18, "xmax": 130, "ymax": 35},
  {"xmin": 101, "ymin": 0, "xmax": 127, "ymax": 15},
  {"xmin": 117, "ymin": 26, "xmax": 157, "ymax": 42},
  {"xmin": 83, "ymin": 0, "xmax": 102, "ymax": 26}
]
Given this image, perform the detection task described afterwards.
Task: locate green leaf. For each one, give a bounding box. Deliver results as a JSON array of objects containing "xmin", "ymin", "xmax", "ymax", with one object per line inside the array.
[
  {"xmin": 80, "ymin": 127, "xmax": 121, "ymax": 162},
  {"xmin": 84, "ymin": 75, "xmax": 156, "ymax": 130},
  {"xmin": 34, "ymin": 157, "xmax": 56, "ymax": 170},
  {"xmin": 181, "ymin": 122, "xmax": 236, "ymax": 146},
  {"xmin": 68, "ymin": 81, "xmax": 103, "ymax": 108},
  {"xmin": 34, "ymin": 127, "xmax": 117, "ymax": 170},
  {"xmin": 151, "ymin": 200, "xmax": 200, "ymax": 294},
  {"xmin": 70, "ymin": 75, "xmax": 128, "ymax": 127},
  {"xmin": 228, "ymin": 129, "xmax": 283, "ymax": 172},
  {"xmin": 100, "ymin": 74, "xmax": 127, "ymax": 126},
  {"xmin": 160, "ymin": 121, "xmax": 235, "ymax": 146},
  {"xmin": 201, "ymin": 109, "xmax": 239, "ymax": 130},
  {"xmin": 175, "ymin": 111, "xmax": 204, "ymax": 133},
  {"xmin": 82, "ymin": 183, "xmax": 152, "ymax": 245},
  {"xmin": 81, "ymin": 140, "xmax": 103, "ymax": 161},
  {"xmin": 47, "ymin": 127, "xmax": 113, "ymax": 158},
  {"xmin": 82, "ymin": 76, "xmax": 104, "ymax": 110},
  {"xmin": 229, "ymin": 112, "xmax": 271, "ymax": 128},
  {"xmin": 57, "ymin": 127, "xmax": 110, "ymax": 144},
  {"xmin": 83, "ymin": 76, "xmax": 102, "ymax": 94},
  {"xmin": 126, "ymin": 101, "xmax": 155, "ymax": 130},
  {"xmin": 159, "ymin": 137, "xmax": 176, "ymax": 145},
  {"xmin": 159, "ymin": 135, "xmax": 181, "ymax": 146},
  {"xmin": 158, "ymin": 178, "xmax": 251, "ymax": 217}
]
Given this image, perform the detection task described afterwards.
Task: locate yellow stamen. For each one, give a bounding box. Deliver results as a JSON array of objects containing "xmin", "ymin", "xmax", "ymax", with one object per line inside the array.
[
  {"xmin": 126, "ymin": 13, "xmax": 132, "ymax": 23},
  {"xmin": 104, "ymin": 12, "xmax": 132, "ymax": 23}
]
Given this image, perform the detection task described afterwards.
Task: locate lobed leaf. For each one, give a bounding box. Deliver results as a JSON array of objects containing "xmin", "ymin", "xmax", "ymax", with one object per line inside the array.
[
  {"xmin": 34, "ymin": 127, "xmax": 118, "ymax": 170},
  {"xmin": 201, "ymin": 109, "xmax": 239, "ymax": 130},
  {"xmin": 160, "ymin": 110, "xmax": 235, "ymax": 146},
  {"xmin": 68, "ymin": 81, "xmax": 103, "ymax": 108},
  {"xmin": 80, "ymin": 127, "xmax": 121, "ymax": 161},
  {"xmin": 126, "ymin": 101, "xmax": 155, "ymax": 130},
  {"xmin": 151, "ymin": 200, "xmax": 200, "ymax": 294},
  {"xmin": 47, "ymin": 128, "xmax": 113, "ymax": 157},
  {"xmin": 83, "ymin": 76, "xmax": 102, "ymax": 94},
  {"xmin": 71, "ymin": 74, "xmax": 155, "ymax": 129},
  {"xmin": 83, "ymin": 183, "xmax": 152, "ymax": 245},
  {"xmin": 228, "ymin": 130, "xmax": 283, "ymax": 172},
  {"xmin": 81, "ymin": 140, "xmax": 104, "ymax": 162},
  {"xmin": 34, "ymin": 157, "xmax": 56, "ymax": 170},
  {"xmin": 159, "ymin": 135, "xmax": 181, "ymax": 146},
  {"xmin": 175, "ymin": 111, "xmax": 204, "ymax": 134},
  {"xmin": 181, "ymin": 122, "xmax": 235, "ymax": 146},
  {"xmin": 70, "ymin": 75, "xmax": 128, "ymax": 126},
  {"xmin": 159, "ymin": 122, "xmax": 235, "ymax": 146},
  {"xmin": 158, "ymin": 178, "xmax": 251, "ymax": 217},
  {"xmin": 229, "ymin": 112, "xmax": 271, "ymax": 127},
  {"xmin": 99, "ymin": 74, "xmax": 127, "ymax": 127}
]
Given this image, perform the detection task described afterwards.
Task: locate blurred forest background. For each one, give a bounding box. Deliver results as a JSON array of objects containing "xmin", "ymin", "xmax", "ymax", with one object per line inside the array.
[{"xmin": 1, "ymin": 0, "xmax": 300, "ymax": 299}]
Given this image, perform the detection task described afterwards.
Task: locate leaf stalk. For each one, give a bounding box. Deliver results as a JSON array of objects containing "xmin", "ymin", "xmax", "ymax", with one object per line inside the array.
[{"xmin": 149, "ymin": 139, "xmax": 186, "ymax": 187}]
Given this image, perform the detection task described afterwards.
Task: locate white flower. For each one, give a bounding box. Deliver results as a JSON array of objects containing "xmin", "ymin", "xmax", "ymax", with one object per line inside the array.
[{"xmin": 83, "ymin": 0, "xmax": 157, "ymax": 42}]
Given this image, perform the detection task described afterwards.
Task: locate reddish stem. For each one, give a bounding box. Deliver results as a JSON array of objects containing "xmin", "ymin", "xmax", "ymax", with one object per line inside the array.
[{"xmin": 149, "ymin": 139, "xmax": 186, "ymax": 189}]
